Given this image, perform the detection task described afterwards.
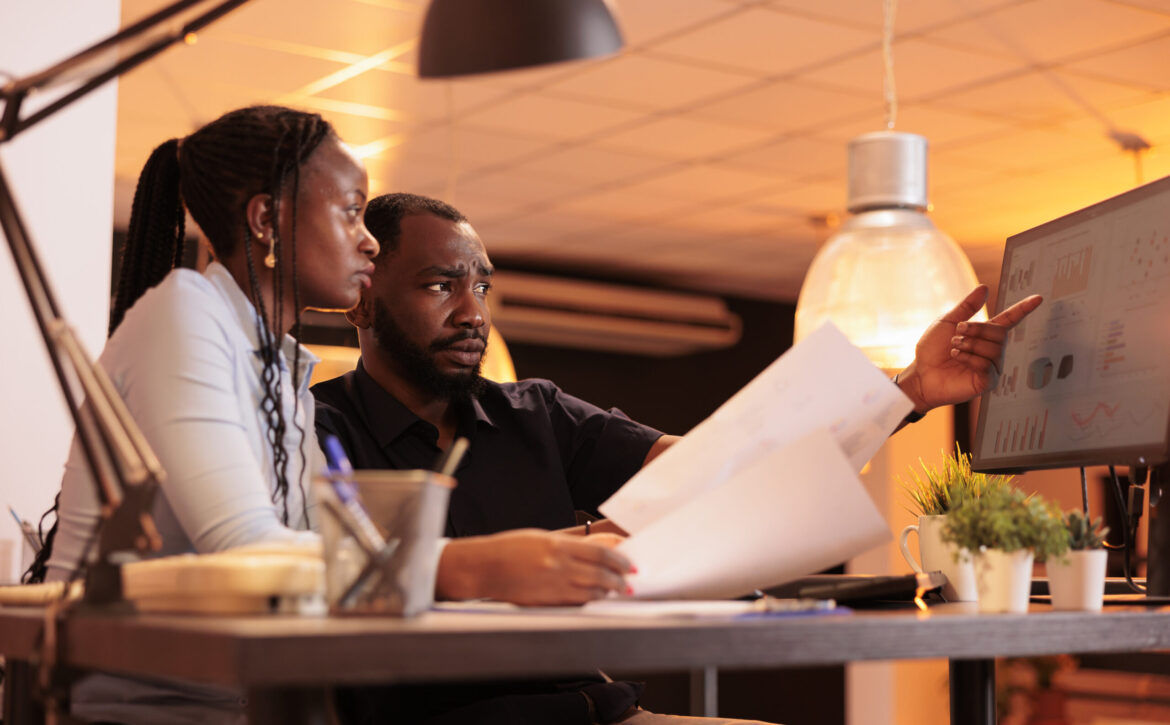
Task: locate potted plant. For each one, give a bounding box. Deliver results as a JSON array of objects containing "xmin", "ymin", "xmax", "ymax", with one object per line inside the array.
[
  {"xmin": 1047, "ymin": 511, "xmax": 1109, "ymax": 612},
  {"xmin": 941, "ymin": 486, "xmax": 1067, "ymax": 613},
  {"xmin": 898, "ymin": 444, "xmax": 1014, "ymax": 601}
]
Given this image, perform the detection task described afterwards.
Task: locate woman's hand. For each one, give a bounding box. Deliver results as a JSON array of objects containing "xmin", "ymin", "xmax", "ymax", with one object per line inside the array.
[{"xmin": 436, "ymin": 529, "xmax": 633, "ymax": 606}]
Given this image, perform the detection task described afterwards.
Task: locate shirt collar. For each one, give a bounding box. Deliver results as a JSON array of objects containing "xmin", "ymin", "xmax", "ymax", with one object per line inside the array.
[
  {"xmin": 352, "ymin": 360, "xmax": 499, "ymax": 449},
  {"xmin": 203, "ymin": 261, "xmax": 319, "ymax": 387}
]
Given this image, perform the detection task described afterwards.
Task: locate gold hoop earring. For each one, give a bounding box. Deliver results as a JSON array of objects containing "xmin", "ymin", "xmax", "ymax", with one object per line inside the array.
[{"xmin": 263, "ymin": 237, "xmax": 276, "ymax": 269}]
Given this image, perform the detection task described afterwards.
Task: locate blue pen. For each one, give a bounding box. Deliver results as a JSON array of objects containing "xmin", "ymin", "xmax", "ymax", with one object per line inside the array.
[
  {"xmin": 8, "ymin": 506, "xmax": 40, "ymax": 552},
  {"xmin": 322, "ymin": 436, "xmax": 387, "ymax": 551}
]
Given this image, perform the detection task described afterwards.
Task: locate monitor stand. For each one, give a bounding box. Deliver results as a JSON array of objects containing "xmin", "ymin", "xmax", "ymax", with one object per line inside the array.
[{"xmin": 1144, "ymin": 463, "xmax": 1170, "ymax": 600}]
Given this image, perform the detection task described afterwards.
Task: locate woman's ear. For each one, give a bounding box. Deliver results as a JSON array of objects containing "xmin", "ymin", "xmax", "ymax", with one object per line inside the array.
[
  {"xmin": 345, "ymin": 290, "xmax": 373, "ymax": 330},
  {"xmin": 244, "ymin": 193, "xmax": 276, "ymax": 244}
]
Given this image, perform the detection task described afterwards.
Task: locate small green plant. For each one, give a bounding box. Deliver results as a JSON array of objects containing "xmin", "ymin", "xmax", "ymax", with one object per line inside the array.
[
  {"xmin": 1062, "ymin": 510, "xmax": 1109, "ymax": 550},
  {"xmin": 901, "ymin": 443, "xmax": 1016, "ymax": 516},
  {"xmin": 941, "ymin": 486, "xmax": 1068, "ymax": 562}
]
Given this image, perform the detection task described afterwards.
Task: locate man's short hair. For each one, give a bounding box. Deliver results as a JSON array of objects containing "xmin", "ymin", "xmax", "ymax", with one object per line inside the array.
[{"xmin": 364, "ymin": 193, "xmax": 467, "ymax": 263}]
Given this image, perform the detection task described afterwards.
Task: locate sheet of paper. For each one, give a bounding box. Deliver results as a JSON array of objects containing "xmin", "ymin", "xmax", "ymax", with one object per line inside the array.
[
  {"xmin": 618, "ymin": 428, "xmax": 891, "ymax": 600},
  {"xmin": 600, "ymin": 321, "xmax": 911, "ymax": 534}
]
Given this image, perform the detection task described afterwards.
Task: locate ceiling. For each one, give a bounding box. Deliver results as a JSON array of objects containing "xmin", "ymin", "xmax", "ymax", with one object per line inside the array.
[{"xmin": 114, "ymin": 0, "xmax": 1170, "ymax": 301}]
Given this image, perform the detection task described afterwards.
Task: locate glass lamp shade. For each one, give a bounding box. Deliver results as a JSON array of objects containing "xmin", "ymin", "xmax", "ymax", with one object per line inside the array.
[
  {"xmin": 794, "ymin": 208, "xmax": 983, "ymax": 371},
  {"xmin": 417, "ymin": 0, "xmax": 624, "ymax": 78}
]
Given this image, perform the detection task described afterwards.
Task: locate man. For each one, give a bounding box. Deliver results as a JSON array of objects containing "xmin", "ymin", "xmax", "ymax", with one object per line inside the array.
[{"xmin": 313, "ymin": 193, "xmax": 1040, "ymax": 724}]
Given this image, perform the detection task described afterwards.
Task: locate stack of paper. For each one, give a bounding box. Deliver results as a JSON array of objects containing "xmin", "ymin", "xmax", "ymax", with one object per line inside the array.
[{"xmin": 600, "ymin": 322, "xmax": 912, "ymax": 599}]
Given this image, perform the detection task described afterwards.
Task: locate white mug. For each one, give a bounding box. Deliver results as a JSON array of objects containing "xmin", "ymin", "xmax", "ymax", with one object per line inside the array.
[{"xmin": 898, "ymin": 514, "xmax": 978, "ymax": 602}]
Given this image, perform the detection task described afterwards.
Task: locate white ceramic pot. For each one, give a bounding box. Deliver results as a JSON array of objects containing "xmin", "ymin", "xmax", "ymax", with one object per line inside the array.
[
  {"xmin": 1047, "ymin": 548, "xmax": 1108, "ymax": 612},
  {"xmin": 973, "ymin": 548, "xmax": 1034, "ymax": 613},
  {"xmin": 898, "ymin": 514, "xmax": 978, "ymax": 601}
]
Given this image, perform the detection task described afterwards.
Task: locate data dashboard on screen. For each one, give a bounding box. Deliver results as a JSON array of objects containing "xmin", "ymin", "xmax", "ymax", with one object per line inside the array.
[{"xmin": 973, "ymin": 175, "xmax": 1170, "ymax": 473}]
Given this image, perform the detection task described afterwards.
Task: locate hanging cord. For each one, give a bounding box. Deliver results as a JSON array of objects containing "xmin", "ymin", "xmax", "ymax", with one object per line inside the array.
[
  {"xmin": 881, "ymin": 0, "xmax": 898, "ymax": 130},
  {"xmin": 1080, "ymin": 466, "xmax": 1089, "ymax": 516},
  {"xmin": 1107, "ymin": 465, "xmax": 1146, "ymax": 593}
]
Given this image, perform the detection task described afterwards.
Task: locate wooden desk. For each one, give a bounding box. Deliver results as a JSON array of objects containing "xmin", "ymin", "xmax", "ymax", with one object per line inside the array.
[{"xmin": 3, "ymin": 602, "xmax": 1170, "ymax": 724}]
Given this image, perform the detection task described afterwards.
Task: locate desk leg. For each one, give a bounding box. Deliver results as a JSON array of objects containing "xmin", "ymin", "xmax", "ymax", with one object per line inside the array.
[
  {"xmin": 246, "ymin": 686, "xmax": 330, "ymax": 725},
  {"xmin": 689, "ymin": 666, "xmax": 718, "ymax": 717},
  {"xmin": 949, "ymin": 658, "xmax": 995, "ymax": 725}
]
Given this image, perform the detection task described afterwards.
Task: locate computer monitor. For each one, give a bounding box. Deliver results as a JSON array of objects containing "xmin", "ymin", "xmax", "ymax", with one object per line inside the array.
[{"xmin": 971, "ymin": 173, "xmax": 1170, "ymax": 596}]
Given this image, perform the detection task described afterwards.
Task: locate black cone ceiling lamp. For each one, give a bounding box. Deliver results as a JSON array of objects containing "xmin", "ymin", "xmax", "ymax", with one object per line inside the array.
[{"xmin": 417, "ymin": 0, "xmax": 624, "ymax": 78}]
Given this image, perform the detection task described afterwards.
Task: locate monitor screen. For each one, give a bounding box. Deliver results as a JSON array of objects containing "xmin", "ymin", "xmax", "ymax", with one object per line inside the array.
[{"xmin": 972, "ymin": 175, "xmax": 1170, "ymax": 473}]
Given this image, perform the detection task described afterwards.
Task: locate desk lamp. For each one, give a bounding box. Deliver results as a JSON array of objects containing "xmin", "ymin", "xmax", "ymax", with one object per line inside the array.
[{"xmin": 0, "ymin": 0, "xmax": 255, "ymax": 603}]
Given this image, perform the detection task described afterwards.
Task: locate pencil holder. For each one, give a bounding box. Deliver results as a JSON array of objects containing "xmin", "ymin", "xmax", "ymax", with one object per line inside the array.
[{"xmin": 314, "ymin": 469, "xmax": 454, "ymax": 617}]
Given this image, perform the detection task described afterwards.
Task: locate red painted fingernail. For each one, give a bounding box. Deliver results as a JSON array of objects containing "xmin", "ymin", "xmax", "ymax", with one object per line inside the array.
[
  {"xmin": 629, "ymin": 565, "xmax": 639, "ymax": 574},
  {"xmin": 625, "ymin": 585, "xmax": 635, "ymax": 596}
]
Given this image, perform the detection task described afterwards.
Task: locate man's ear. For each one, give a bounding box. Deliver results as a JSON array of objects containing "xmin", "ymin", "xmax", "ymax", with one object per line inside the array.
[{"xmin": 345, "ymin": 291, "xmax": 373, "ymax": 330}]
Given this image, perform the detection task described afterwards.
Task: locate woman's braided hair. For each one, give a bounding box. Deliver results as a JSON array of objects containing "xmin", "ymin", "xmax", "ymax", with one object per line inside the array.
[{"xmin": 25, "ymin": 106, "xmax": 333, "ymax": 582}]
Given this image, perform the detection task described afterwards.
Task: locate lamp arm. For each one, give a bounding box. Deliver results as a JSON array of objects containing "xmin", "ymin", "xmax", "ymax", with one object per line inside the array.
[
  {"xmin": 0, "ymin": 0, "xmax": 254, "ymax": 578},
  {"xmin": 0, "ymin": 0, "xmax": 252, "ymax": 142}
]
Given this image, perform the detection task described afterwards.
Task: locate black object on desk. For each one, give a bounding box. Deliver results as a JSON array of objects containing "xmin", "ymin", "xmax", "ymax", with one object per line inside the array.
[{"xmin": 768, "ymin": 572, "xmax": 946, "ymax": 607}]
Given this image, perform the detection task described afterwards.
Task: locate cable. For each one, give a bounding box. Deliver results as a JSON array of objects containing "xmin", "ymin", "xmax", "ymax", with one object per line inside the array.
[
  {"xmin": 881, "ymin": 0, "xmax": 898, "ymax": 130},
  {"xmin": 1080, "ymin": 466, "xmax": 1089, "ymax": 516},
  {"xmin": 1109, "ymin": 465, "xmax": 1146, "ymax": 593}
]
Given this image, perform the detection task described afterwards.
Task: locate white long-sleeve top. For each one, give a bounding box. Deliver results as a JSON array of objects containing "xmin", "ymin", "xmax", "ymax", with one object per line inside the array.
[{"xmin": 48, "ymin": 260, "xmax": 320, "ymax": 576}]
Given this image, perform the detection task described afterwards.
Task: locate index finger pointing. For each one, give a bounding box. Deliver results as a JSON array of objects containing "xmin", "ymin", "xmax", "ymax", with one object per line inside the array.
[
  {"xmin": 941, "ymin": 285, "xmax": 991, "ymax": 324},
  {"xmin": 990, "ymin": 294, "xmax": 1043, "ymax": 328}
]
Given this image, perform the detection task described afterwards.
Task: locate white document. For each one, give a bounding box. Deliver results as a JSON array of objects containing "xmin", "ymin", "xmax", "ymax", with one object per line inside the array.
[
  {"xmin": 617, "ymin": 428, "xmax": 891, "ymax": 599},
  {"xmin": 600, "ymin": 321, "xmax": 911, "ymax": 534}
]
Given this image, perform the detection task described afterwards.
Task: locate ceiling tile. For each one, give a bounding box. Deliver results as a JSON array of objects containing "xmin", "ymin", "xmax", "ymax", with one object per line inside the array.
[
  {"xmin": 545, "ymin": 54, "xmax": 758, "ymax": 112},
  {"xmin": 1063, "ymin": 33, "xmax": 1170, "ymax": 91},
  {"xmin": 148, "ymin": 35, "xmax": 349, "ymax": 96},
  {"xmin": 721, "ymin": 136, "xmax": 849, "ymax": 180},
  {"xmin": 928, "ymin": 70, "xmax": 1157, "ymax": 124},
  {"xmin": 475, "ymin": 210, "xmax": 626, "ymax": 251},
  {"xmin": 763, "ymin": 0, "xmax": 1024, "ymax": 33},
  {"xmin": 614, "ymin": 0, "xmax": 746, "ymax": 48},
  {"xmin": 550, "ymin": 184, "xmax": 697, "ymax": 224},
  {"xmin": 1106, "ymin": 0, "xmax": 1170, "ymax": 14},
  {"xmin": 936, "ymin": 127, "xmax": 1124, "ymax": 175},
  {"xmin": 206, "ymin": 0, "xmax": 420, "ymax": 60},
  {"xmin": 309, "ymin": 70, "xmax": 513, "ymax": 124},
  {"xmin": 799, "ymin": 38, "xmax": 1023, "ymax": 101},
  {"xmin": 613, "ymin": 163, "xmax": 780, "ymax": 201},
  {"xmin": 506, "ymin": 146, "xmax": 678, "ymax": 187},
  {"xmin": 594, "ymin": 116, "xmax": 777, "ymax": 160},
  {"xmin": 651, "ymin": 6, "xmax": 877, "ymax": 75},
  {"xmin": 748, "ymin": 180, "xmax": 847, "ymax": 216},
  {"xmin": 379, "ymin": 125, "xmax": 555, "ymax": 171},
  {"xmin": 669, "ymin": 203, "xmax": 805, "ymax": 236},
  {"xmin": 450, "ymin": 169, "xmax": 582, "ymax": 208},
  {"xmin": 814, "ymin": 104, "xmax": 1013, "ymax": 147},
  {"xmin": 686, "ymin": 79, "xmax": 882, "ymax": 132},
  {"xmin": 1053, "ymin": 92, "xmax": 1170, "ymax": 157},
  {"xmin": 458, "ymin": 94, "xmax": 648, "ymax": 141},
  {"xmin": 923, "ymin": 0, "xmax": 1170, "ymax": 64}
]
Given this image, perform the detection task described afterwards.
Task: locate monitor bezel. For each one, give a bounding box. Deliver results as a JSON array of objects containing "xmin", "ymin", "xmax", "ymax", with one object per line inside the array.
[{"xmin": 971, "ymin": 174, "xmax": 1170, "ymax": 474}]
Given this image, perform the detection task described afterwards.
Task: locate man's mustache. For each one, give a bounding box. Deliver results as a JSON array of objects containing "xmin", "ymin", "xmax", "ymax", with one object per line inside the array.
[{"xmin": 430, "ymin": 331, "xmax": 488, "ymax": 351}]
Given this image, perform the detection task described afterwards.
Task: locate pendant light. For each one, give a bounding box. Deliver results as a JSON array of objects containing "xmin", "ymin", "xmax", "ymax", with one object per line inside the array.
[
  {"xmin": 417, "ymin": 0, "xmax": 624, "ymax": 78},
  {"xmin": 793, "ymin": 0, "xmax": 981, "ymax": 371}
]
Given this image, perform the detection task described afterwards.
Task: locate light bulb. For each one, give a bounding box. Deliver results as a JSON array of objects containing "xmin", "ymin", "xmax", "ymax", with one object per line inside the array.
[{"xmin": 795, "ymin": 132, "xmax": 983, "ymax": 371}]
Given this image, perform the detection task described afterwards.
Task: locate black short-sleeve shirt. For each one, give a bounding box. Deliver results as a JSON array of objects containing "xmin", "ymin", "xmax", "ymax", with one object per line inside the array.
[
  {"xmin": 312, "ymin": 361, "xmax": 664, "ymax": 537},
  {"xmin": 311, "ymin": 362, "xmax": 662, "ymax": 723}
]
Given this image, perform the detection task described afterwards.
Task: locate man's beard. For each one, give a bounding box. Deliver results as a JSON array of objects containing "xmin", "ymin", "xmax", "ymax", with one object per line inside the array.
[{"xmin": 371, "ymin": 298, "xmax": 488, "ymax": 401}]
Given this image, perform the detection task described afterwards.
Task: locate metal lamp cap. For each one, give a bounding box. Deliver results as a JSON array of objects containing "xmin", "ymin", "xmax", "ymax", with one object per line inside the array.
[{"xmin": 847, "ymin": 131, "xmax": 929, "ymax": 213}]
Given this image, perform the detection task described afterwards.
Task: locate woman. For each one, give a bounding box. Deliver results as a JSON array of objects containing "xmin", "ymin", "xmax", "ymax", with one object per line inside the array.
[{"xmin": 38, "ymin": 104, "xmax": 378, "ymax": 723}]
